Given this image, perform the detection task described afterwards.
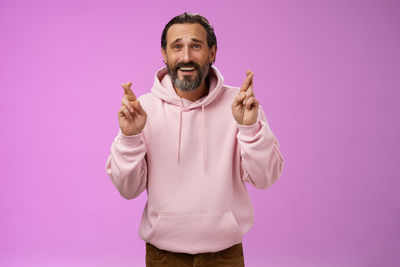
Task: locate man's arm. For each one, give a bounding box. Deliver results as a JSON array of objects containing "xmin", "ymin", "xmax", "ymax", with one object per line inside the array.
[
  {"xmin": 105, "ymin": 131, "xmax": 147, "ymax": 199},
  {"xmin": 105, "ymin": 82, "xmax": 148, "ymax": 199},
  {"xmin": 236, "ymin": 107, "xmax": 284, "ymax": 189},
  {"xmin": 232, "ymin": 71, "xmax": 284, "ymax": 189}
]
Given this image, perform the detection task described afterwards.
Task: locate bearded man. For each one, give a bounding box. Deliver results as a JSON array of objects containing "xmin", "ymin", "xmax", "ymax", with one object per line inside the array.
[{"xmin": 106, "ymin": 12, "xmax": 284, "ymax": 267}]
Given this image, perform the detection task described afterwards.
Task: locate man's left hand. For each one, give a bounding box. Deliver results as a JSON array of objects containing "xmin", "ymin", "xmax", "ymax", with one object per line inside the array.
[{"xmin": 231, "ymin": 70, "xmax": 259, "ymax": 125}]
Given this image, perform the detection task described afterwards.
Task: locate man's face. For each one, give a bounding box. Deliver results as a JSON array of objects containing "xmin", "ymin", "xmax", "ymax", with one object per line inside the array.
[{"xmin": 162, "ymin": 23, "xmax": 216, "ymax": 92}]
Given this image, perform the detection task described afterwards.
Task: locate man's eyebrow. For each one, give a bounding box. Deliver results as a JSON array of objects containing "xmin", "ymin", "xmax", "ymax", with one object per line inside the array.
[
  {"xmin": 170, "ymin": 38, "xmax": 205, "ymax": 45},
  {"xmin": 170, "ymin": 38, "xmax": 182, "ymax": 45},
  {"xmin": 191, "ymin": 38, "xmax": 205, "ymax": 44}
]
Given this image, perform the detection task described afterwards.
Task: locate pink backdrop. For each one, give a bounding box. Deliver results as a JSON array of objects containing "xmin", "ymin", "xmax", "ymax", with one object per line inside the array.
[{"xmin": 1, "ymin": 0, "xmax": 399, "ymax": 266}]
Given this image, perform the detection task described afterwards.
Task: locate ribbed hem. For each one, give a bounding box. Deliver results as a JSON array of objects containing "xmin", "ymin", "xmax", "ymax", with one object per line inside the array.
[
  {"xmin": 236, "ymin": 121, "xmax": 262, "ymax": 137},
  {"xmin": 119, "ymin": 132, "xmax": 143, "ymax": 146}
]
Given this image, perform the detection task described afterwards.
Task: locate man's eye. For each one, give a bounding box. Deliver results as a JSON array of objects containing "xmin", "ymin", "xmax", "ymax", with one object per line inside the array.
[
  {"xmin": 173, "ymin": 45, "xmax": 181, "ymax": 49},
  {"xmin": 193, "ymin": 44, "xmax": 201, "ymax": 49}
]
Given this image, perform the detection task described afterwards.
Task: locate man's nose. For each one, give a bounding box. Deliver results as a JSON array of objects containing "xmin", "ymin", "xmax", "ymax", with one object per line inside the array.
[{"xmin": 181, "ymin": 46, "xmax": 191, "ymax": 62}]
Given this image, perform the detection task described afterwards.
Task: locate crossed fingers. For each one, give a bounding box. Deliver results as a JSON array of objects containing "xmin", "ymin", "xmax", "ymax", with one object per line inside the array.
[
  {"xmin": 119, "ymin": 82, "xmax": 146, "ymax": 119},
  {"xmin": 240, "ymin": 71, "xmax": 257, "ymax": 107},
  {"xmin": 120, "ymin": 82, "xmax": 136, "ymax": 113}
]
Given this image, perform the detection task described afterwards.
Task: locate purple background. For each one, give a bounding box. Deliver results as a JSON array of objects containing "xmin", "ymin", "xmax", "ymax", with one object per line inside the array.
[{"xmin": 1, "ymin": 0, "xmax": 399, "ymax": 266}]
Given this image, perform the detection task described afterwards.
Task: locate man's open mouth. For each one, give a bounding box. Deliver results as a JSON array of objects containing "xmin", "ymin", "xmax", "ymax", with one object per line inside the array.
[{"xmin": 178, "ymin": 66, "xmax": 196, "ymax": 72}]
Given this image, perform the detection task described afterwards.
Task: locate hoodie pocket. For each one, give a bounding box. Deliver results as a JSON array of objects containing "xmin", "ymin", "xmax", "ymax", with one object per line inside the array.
[{"xmin": 147, "ymin": 211, "xmax": 243, "ymax": 253}]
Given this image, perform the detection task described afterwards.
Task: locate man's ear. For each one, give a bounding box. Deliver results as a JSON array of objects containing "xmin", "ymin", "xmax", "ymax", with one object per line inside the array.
[
  {"xmin": 161, "ymin": 48, "xmax": 167, "ymax": 63},
  {"xmin": 210, "ymin": 45, "xmax": 217, "ymax": 64}
]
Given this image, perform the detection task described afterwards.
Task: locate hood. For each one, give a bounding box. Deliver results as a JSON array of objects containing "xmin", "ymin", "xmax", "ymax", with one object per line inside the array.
[{"xmin": 151, "ymin": 65, "xmax": 225, "ymax": 109}]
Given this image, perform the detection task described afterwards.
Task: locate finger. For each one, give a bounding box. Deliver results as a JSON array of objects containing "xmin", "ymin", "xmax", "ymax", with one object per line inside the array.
[
  {"xmin": 246, "ymin": 87, "xmax": 255, "ymax": 98},
  {"xmin": 240, "ymin": 71, "xmax": 254, "ymax": 92},
  {"xmin": 248, "ymin": 72, "xmax": 254, "ymax": 92},
  {"xmin": 122, "ymin": 81, "xmax": 132, "ymax": 91},
  {"xmin": 243, "ymin": 87, "xmax": 255, "ymax": 105},
  {"xmin": 132, "ymin": 100, "xmax": 147, "ymax": 116},
  {"xmin": 122, "ymin": 82, "xmax": 137, "ymax": 101},
  {"xmin": 121, "ymin": 82, "xmax": 131, "ymax": 94},
  {"xmin": 232, "ymin": 91, "xmax": 246, "ymax": 108},
  {"xmin": 121, "ymin": 96, "xmax": 134, "ymax": 113},
  {"xmin": 249, "ymin": 74, "xmax": 253, "ymax": 90},
  {"xmin": 244, "ymin": 72, "xmax": 255, "ymax": 102},
  {"xmin": 119, "ymin": 106, "xmax": 132, "ymax": 119},
  {"xmin": 245, "ymin": 96, "xmax": 257, "ymax": 108}
]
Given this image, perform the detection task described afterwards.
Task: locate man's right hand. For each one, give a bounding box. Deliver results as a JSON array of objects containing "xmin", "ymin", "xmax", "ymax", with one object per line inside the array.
[{"xmin": 118, "ymin": 82, "xmax": 147, "ymax": 136}]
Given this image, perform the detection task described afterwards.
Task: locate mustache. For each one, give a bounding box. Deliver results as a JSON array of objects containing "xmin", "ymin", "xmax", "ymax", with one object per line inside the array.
[{"xmin": 174, "ymin": 61, "xmax": 200, "ymax": 70}]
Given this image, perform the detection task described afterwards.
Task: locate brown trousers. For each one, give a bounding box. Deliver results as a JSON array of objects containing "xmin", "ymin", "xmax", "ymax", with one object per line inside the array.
[{"xmin": 146, "ymin": 242, "xmax": 245, "ymax": 267}]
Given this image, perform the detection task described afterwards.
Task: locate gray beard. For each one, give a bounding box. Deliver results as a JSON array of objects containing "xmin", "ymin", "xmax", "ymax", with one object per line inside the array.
[
  {"xmin": 167, "ymin": 62, "xmax": 210, "ymax": 92},
  {"xmin": 173, "ymin": 74, "xmax": 202, "ymax": 92}
]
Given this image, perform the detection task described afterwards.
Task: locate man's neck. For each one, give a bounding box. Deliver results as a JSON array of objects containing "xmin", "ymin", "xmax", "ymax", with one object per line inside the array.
[{"xmin": 174, "ymin": 78, "xmax": 209, "ymax": 102}]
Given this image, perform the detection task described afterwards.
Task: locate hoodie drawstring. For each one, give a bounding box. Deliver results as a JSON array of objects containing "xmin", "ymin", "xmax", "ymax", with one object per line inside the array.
[
  {"xmin": 202, "ymin": 104, "xmax": 206, "ymax": 172},
  {"xmin": 177, "ymin": 98, "xmax": 183, "ymax": 162},
  {"xmin": 176, "ymin": 100, "xmax": 207, "ymax": 173}
]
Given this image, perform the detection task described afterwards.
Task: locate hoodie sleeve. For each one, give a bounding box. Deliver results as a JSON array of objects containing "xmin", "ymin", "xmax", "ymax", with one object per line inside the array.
[
  {"xmin": 105, "ymin": 130, "xmax": 148, "ymax": 199},
  {"xmin": 236, "ymin": 107, "xmax": 284, "ymax": 189}
]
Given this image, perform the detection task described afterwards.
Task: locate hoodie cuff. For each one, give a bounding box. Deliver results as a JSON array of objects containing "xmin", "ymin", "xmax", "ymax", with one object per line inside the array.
[
  {"xmin": 236, "ymin": 121, "xmax": 262, "ymax": 137},
  {"xmin": 119, "ymin": 132, "xmax": 143, "ymax": 146}
]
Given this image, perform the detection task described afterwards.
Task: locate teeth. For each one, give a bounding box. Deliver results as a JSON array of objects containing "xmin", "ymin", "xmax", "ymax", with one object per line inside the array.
[{"xmin": 180, "ymin": 67, "xmax": 195, "ymax": 71}]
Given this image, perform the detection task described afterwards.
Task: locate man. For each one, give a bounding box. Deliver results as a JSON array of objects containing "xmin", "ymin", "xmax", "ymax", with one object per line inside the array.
[{"xmin": 106, "ymin": 12, "xmax": 284, "ymax": 266}]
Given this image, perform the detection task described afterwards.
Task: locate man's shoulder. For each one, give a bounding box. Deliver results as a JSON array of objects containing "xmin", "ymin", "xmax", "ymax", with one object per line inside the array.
[
  {"xmin": 220, "ymin": 84, "xmax": 240, "ymax": 98},
  {"xmin": 137, "ymin": 92, "xmax": 161, "ymax": 111},
  {"xmin": 138, "ymin": 91, "xmax": 160, "ymax": 102}
]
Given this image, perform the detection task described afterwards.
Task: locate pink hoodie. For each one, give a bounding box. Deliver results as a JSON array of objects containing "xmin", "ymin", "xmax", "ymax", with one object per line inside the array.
[{"xmin": 105, "ymin": 66, "xmax": 284, "ymax": 254}]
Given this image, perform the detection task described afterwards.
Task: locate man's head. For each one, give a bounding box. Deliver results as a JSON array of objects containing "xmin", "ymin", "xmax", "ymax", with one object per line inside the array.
[{"xmin": 161, "ymin": 13, "xmax": 217, "ymax": 92}]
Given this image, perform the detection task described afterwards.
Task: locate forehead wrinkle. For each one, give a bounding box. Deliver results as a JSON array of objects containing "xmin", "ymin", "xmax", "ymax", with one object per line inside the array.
[{"xmin": 167, "ymin": 23, "xmax": 207, "ymax": 45}]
